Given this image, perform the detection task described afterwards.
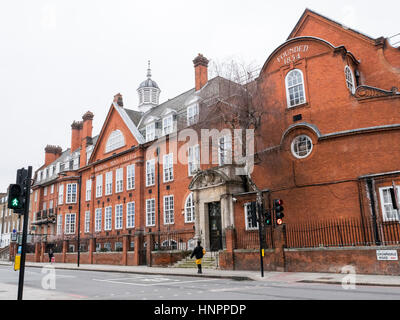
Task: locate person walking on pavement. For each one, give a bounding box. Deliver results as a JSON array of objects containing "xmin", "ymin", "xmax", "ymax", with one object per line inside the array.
[
  {"xmin": 190, "ymin": 241, "xmax": 206, "ymax": 274},
  {"xmin": 48, "ymin": 248, "xmax": 54, "ymax": 263}
]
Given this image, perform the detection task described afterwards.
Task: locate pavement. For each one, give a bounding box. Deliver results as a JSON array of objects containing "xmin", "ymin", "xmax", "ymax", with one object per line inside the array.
[{"xmin": 1, "ymin": 260, "xmax": 400, "ymax": 287}]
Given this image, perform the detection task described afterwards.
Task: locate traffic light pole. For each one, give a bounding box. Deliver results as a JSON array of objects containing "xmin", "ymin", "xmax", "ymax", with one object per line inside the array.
[
  {"xmin": 17, "ymin": 166, "xmax": 32, "ymax": 300},
  {"xmin": 256, "ymin": 193, "xmax": 264, "ymax": 278}
]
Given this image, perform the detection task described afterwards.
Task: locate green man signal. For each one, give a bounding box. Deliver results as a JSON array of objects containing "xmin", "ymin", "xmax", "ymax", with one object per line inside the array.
[
  {"xmin": 12, "ymin": 198, "xmax": 20, "ymax": 207},
  {"xmin": 8, "ymin": 184, "xmax": 24, "ymax": 211}
]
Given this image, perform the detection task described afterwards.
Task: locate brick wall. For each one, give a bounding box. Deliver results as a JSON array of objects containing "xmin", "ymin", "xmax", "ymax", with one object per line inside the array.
[
  {"xmin": 285, "ymin": 246, "xmax": 400, "ymax": 275},
  {"xmin": 219, "ymin": 247, "xmax": 400, "ymax": 275},
  {"xmin": 151, "ymin": 250, "xmax": 190, "ymax": 266}
]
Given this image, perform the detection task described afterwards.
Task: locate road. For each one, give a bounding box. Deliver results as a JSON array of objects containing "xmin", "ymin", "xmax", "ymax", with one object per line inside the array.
[{"xmin": 1, "ymin": 265, "xmax": 400, "ymax": 300}]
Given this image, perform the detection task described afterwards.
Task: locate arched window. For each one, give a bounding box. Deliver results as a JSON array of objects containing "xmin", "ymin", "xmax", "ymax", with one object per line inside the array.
[
  {"xmin": 285, "ymin": 69, "xmax": 306, "ymax": 107},
  {"xmin": 345, "ymin": 66, "xmax": 355, "ymax": 94},
  {"xmin": 105, "ymin": 130, "xmax": 125, "ymax": 153},
  {"xmin": 291, "ymin": 135, "xmax": 313, "ymax": 159},
  {"xmin": 161, "ymin": 239, "xmax": 177, "ymax": 250},
  {"xmin": 185, "ymin": 193, "xmax": 195, "ymax": 223}
]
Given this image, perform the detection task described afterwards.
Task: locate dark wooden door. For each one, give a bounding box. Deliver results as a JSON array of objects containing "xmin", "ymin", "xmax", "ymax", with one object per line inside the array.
[{"xmin": 208, "ymin": 202, "xmax": 222, "ymax": 251}]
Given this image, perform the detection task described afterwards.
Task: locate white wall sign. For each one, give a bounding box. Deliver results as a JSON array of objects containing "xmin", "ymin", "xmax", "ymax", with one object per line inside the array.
[{"xmin": 376, "ymin": 250, "xmax": 398, "ymax": 261}]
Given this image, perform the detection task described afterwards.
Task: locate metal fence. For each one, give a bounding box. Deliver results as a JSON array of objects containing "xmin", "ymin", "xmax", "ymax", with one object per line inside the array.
[
  {"xmin": 93, "ymin": 236, "xmax": 125, "ymax": 253},
  {"xmin": 285, "ymin": 218, "xmax": 400, "ymax": 249},
  {"xmin": 152, "ymin": 229, "xmax": 195, "ymax": 251},
  {"xmin": 235, "ymin": 227, "xmax": 274, "ymax": 249}
]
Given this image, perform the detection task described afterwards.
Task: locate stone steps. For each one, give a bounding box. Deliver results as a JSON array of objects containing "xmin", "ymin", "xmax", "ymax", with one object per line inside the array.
[{"xmin": 171, "ymin": 253, "xmax": 218, "ymax": 269}]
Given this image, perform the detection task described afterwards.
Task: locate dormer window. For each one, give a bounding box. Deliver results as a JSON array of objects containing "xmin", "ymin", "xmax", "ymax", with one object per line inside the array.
[
  {"xmin": 286, "ymin": 69, "xmax": 306, "ymax": 108},
  {"xmin": 345, "ymin": 66, "xmax": 355, "ymax": 94},
  {"xmin": 105, "ymin": 129, "xmax": 125, "ymax": 153},
  {"xmin": 187, "ymin": 104, "xmax": 199, "ymax": 126},
  {"xmin": 162, "ymin": 115, "xmax": 173, "ymax": 136},
  {"xmin": 146, "ymin": 122, "xmax": 156, "ymax": 142}
]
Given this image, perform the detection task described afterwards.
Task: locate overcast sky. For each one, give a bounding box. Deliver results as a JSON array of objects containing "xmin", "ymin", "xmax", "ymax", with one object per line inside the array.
[{"xmin": 0, "ymin": 0, "xmax": 399, "ymax": 191}]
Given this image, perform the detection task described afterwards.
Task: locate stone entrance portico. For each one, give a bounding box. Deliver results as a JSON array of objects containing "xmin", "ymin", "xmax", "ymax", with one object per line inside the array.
[{"xmin": 189, "ymin": 166, "xmax": 245, "ymax": 251}]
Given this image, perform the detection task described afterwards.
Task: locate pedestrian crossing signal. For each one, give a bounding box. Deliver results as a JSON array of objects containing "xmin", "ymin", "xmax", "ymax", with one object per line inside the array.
[{"xmin": 8, "ymin": 184, "xmax": 23, "ymax": 211}]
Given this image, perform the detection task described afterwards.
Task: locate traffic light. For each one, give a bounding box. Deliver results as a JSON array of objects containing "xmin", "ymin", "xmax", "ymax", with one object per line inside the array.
[
  {"xmin": 274, "ymin": 199, "xmax": 284, "ymax": 225},
  {"xmin": 265, "ymin": 210, "xmax": 272, "ymax": 226},
  {"xmin": 8, "ymin": 168, "xmax": 28, "ymax": 214},
  {"xmin": 8, "ymin": 184, "xmax": 24, "ymax": 211}
]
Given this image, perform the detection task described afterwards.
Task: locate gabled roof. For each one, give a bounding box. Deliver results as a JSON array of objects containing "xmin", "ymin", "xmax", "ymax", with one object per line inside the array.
[
  {"xmin": 124, "ymin": 109, "xmax": 143, "ymax": 126},
  {"xmin": 288, "ymin": 8, "xmax": 378, "ymax": 44},
  {"xmin": 88, "ymin": 103, "xmax": 145, "ymax": 164},
  {"xmin": 137, "ymin": 88, "xmax": 195, "ymax": 130},
  {"xmin": 136, "ymin": 76, "xmax": 239, "ymax": 131}
]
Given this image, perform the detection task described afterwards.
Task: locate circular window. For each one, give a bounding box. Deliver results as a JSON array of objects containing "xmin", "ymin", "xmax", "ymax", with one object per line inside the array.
[{"xmin": 291, "ymin": 135, "xmax": 313, "ymax": 159}]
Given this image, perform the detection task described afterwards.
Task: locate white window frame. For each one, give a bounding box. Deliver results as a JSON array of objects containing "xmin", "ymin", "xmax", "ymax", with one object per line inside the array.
[
  {"xmin": 126, "ymin": 201, "xmax": 135, "ymax": 228},
  {"xmin": 218, "ymin": 135, "xmax": 232, "ymax": 166},
  {"xmin": 285, "ymin": 69, "xmax": 306, "ymax": 108},
  {"xmin": 163, "ymin": 153, "xmax": 174, "ymax": 183},
  {"xmin": 146, "ymin": 159, "xmax": 155, "ymax": 187},
  {"xmin": 115, "ymin": 204, "xmax": 123, "ymax": 230},
  {"xmin": 162, "ymin": 115, "xmax": 173, "ymax": 136},
  {"xmin": 65, "ymin": 213, "xmax": 76, "ymax": 234},
  {"xmin": 379, "ymin": 187, "xmax": 400, "ymax": 222},
  {"xmin": 96, "ymin": 174, "xmax": 103, "ymax": 198},
  {"xmin": 345, "ymin": 65, "xmax": 356, "ymax": 94},
  {"xmin": 188, "ymin": 144, "xmax": 200, "ymax": 176},
  {"xmin": 127, "ymin": 164, "xmax": 135, "ymax": 190},
  {"xmin": 105, "ymin": 171, "xmax": 113, "ymax": 196},
  {"xmin": 104, "ymin": 206, "xmax": 112, "ymax": 231},
  {"xmin": 57, "ymin": 214, "xmax": 63, "ymax": 235},
  {"xmin": 291, "ymin": 135, "xmax": 313, "ymax": 159},
  {"xmin": 244, "ymin": 203, "xmax": 258, "ymax": 230},
  {"xmin": 95, "ymin": 208, "xmax": 102, "ymax": 232},
  {"xmin": 50, "ymin": 184, "xmax": 54, "ymax": 194},
  {"xmin": 146, "ymin": 122, "xmax": 156, "ymax": 142},
  {"xmin": 146, "ymin": 199, "xmax": 156, "ymax": 226},
  {"xmin": 44, "ymin": 187, "xmax": 48, "ymax": 196},
  {"xmin": 105, "ymin": 129, "xmax": 125, "ymax": 153},
  {"xmin": 86, "ymin": 179, "xmax": 92, "ymax": 201},
  {"xmin": 84, "ymin": 211, "xmax": 90, "ymax": 233},
  {"xmin": 116, "ymin": 168, "xmax": 123, "ymax": 193},
  {"xmin": 66, "ymin": 183, "xmax": 77, "ymax": 204},
  {"xmin": 187, "ymin": 104, "xmax": 199, "ymax": 126},
  {"xmin": 185, "ymin": 193, "xmax": 195, "ymax": 223},
  {"xmin": 58, "ymin": 184, "xmax": 64, "ymax": 205},
  {"xmin": 163, "ymin": 195, "xmax": 174, "ymax": 225}
]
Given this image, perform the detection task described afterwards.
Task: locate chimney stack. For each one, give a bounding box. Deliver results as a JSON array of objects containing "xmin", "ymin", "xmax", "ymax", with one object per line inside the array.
[
  {"xmin": 193, "ymin": 53, "xmax": 209, "ymax": 91},
  {"xmin": 71, "ymin": 120, "xmax": 83, "ymax": 152},
  {"xmin": 80, "ymin": 111, "xmax": 94, "ymax": 167},
  {"xmin": 113, "ymin": 93, "xmax": 124, "ymax": 107},
  {"xmin": 44, "ymin": 145, "xmax": 62, "ymax": 165}
]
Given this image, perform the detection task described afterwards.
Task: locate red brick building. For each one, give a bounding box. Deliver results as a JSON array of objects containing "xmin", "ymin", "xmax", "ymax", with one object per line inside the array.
[{"xmin": 28, "ymin": 9, "xmax": 400, "ymax": 272}]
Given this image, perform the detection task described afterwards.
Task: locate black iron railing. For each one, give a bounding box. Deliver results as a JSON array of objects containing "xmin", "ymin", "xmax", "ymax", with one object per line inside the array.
[{"xmin": 285, "ymin": 217, "xmax": 400, "ymax": 248}]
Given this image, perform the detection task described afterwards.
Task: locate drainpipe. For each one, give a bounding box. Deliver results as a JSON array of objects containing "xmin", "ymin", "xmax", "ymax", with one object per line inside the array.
[{"xmin": 366, "ymin": 179, "xmax": 381, "ymax": 245}]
